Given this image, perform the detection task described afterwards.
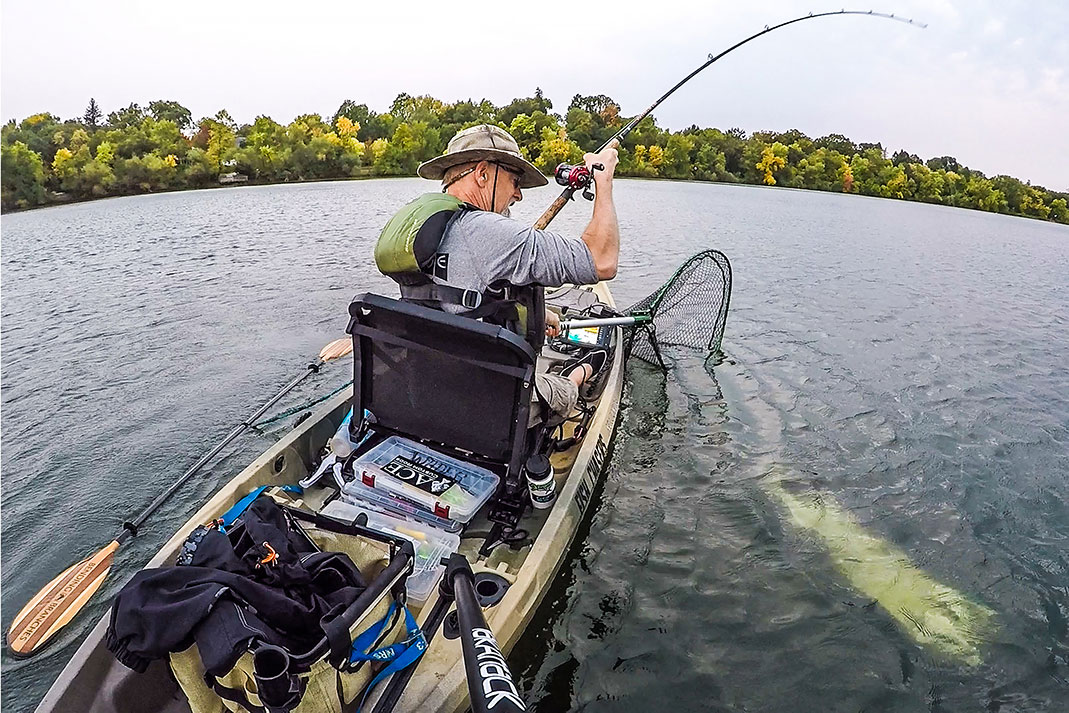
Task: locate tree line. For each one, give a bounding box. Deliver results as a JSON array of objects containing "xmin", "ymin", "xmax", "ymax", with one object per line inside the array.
[{"xmin": 2, "ymin": 91, "xmax": 1066, "ymax": 224}]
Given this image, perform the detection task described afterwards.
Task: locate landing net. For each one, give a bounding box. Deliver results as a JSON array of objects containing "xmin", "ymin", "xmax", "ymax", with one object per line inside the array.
[{"xmin": 625, "ymin": 249, "xmax": 732, "ymax": 369}]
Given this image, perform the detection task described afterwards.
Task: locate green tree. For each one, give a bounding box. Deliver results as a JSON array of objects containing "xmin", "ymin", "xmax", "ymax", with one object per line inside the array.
[
  {"xmin": 906, "ymin": 163, "xmax": 945, "ymax": 204},
  {"xmin": 183, "ymin": 147, "xmax": 216, "ymax": 186},
  {"xmin": 148, "ymin": 100, "xmax": 193, "ymax": 131},
  {"xmin": 564, "ymin": 107, "xmax": 596, "ymax": 149},
  {"xmin": 204, "ymin": 118, "xmax": 236, "ymax": 173},
  {"xmin": 1, "ymin": 141, "xmax": 47, "ymax": 209},
  {"xmin": 389, "ymin": 93, "xmax": 446, "ymax": 125},
  {"xmin": 1049, "ymin": 198, "xmax": 1068, "ymax": 223},
  {"xmin": 662, "ymin": 133, "xmax": 696, "ymax": 179},
  {"xmin": 508, "ymin": 111, "xmax": 560, "ymax": 164},
  {"xmin": 892, "ymin": 149, "xmax": 921, "ymax": 166},
  {"xmin": 107, "ymin": 103, "xmax": 146, "ymax": 129},
  {"xmin": 498, "ymin": 89, "xmax": 553, "ymax": 128},
  {"xmin": 4, "ymin": 113, "xmax": 63, "ymax": 166},
  {"xmin": 237, "ymin": 115, "xmax": 289, "ymax": 179},
  {"xmin": 927, "ymin": 155, "xmax": 961, "ymax": 173},
  {"xmin": 333, "ymin": 101, "xmax": 398, "ymax": 142},
  {"xmin": 531, "ymin": 126, "xmax": 582, "ymax": 171},
  {"xmin": 815, "ymin": 133, "xmax": 857, "ymax": 156},
  {"xmin": 83, "ymin": 98, "xmax": 102, "ymax": 129},
  {"xmin": 116, "ymin": 153, "xmax": 177, "ymax": 192}
]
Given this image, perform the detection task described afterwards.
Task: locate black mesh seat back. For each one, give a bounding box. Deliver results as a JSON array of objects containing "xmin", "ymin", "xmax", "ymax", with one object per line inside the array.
[{"xmin": 347, "ymin": 293, "xmax": 536, "ymax": 463}]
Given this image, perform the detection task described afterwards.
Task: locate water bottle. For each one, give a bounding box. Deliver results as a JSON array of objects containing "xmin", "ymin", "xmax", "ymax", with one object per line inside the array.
[
  {"xmin": 330, "ymin": 408, "xmax": 358, "ymax": 458},
  {"xmin": 525, "ymin": 453, "xmax": 557, "ymax": 510}
]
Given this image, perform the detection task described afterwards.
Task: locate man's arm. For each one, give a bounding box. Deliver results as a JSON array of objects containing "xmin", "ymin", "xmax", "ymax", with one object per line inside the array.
[{"xmin": 581, "ymin": 140, "xmax": 620, "ymax": 280}]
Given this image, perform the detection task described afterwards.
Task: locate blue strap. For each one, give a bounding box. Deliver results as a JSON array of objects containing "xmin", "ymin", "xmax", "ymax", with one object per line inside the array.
[
  {"xmin": 348, "ymin": 600, "xmax": 400, "ymax": 663},
  {"xmin": 220, "ymin": 485, "xmax": 303, "ymax": 529},
  {"xmin": 350, "ymin": 602, "xmax": 427, "ymax": 712}
]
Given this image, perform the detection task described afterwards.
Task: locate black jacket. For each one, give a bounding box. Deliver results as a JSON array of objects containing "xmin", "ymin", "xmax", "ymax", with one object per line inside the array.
[{"xmin": 106, "ymin": 496, "xmax": 367, "ymax": 676}]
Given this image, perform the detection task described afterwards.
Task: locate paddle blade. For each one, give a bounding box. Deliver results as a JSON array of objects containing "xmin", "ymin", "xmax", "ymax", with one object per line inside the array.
[
  {"xmin": 6, "ymin": 540, "xmax": 120, "ymax": 658},
  {"xmin": 625, "ymin": 249, "xmax": 732, "ymax": 368},
  {"xmin": 319, "ymin": 337, "xmax": 353, "ymax": 363}
]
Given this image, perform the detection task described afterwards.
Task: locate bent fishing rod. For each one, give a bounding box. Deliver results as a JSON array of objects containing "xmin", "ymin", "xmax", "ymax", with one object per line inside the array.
[{"xmin": 534, "ymin": 8, "xmax": 925, "ymax": 230}]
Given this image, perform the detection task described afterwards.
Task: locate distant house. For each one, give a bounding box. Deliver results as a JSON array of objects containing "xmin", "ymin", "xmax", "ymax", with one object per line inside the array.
[{"xmin": 219, "ymin": 172, "xmax": 249, "ymax": 184}]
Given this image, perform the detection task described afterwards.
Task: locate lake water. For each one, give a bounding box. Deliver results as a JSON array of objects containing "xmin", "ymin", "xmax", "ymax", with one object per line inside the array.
[{"xmin": 2, "ymin": 179, "xmax": 1067, "ymax": 712}]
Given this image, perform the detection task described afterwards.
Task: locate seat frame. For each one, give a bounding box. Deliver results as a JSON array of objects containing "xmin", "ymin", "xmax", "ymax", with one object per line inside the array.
[{"xmin": 345, "ymin": 293, "xmax": 538, "ymax": 508}]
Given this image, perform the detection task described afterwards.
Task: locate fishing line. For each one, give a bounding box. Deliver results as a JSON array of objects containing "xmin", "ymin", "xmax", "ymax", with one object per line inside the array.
[{"xmin": 535, "ymin": 9, "xmax": 925, "ymax": 229}]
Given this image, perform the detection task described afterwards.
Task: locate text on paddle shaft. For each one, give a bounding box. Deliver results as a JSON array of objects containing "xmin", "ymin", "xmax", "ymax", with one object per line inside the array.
[{"xmin": 471, "ymin": 627, "xmax": 526, "ymax": 711}]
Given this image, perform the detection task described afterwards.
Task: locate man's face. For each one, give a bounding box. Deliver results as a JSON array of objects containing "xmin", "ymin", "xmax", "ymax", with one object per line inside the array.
[{"xmin": 487, "ymin": 162, "xmax": 524, "ymax": 215}]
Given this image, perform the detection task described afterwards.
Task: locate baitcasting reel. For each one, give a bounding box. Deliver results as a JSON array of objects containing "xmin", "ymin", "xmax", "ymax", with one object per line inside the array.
[{"xmin": 553, "ymin": 162, "xmax": 604, "ymax": 200}]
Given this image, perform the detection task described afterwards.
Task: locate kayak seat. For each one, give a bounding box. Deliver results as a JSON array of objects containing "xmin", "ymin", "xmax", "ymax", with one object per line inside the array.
[{"xmin": 346, "ymin": 292, "xmax": 538, "ymax": 490}]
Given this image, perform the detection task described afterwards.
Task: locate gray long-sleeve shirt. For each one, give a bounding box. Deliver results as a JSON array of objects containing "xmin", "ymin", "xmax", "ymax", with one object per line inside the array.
[{"xmin": 428, "ymin": 210, "xmax": 599, "ymax": 313}]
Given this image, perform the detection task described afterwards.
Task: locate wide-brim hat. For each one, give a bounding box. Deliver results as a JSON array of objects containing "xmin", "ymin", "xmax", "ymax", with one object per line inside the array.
[{"xmin": 417, "ymin": 124, "xmax": 548, "ymax": 189}]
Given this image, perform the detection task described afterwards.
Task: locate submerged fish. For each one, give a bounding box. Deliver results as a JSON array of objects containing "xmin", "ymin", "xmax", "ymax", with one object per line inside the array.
[{"xmin": 764, "ymin": 472, "xmax": 995, "ymax": 666}]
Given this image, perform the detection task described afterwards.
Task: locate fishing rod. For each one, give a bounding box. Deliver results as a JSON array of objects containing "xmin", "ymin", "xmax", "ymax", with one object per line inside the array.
[
  {"xmin": 6, "ymin": 337, "xmax": 354, "ymax": 659},
  {"xmin": 534, "ymin": 8, "xmax": 925, "ymax": 230}
]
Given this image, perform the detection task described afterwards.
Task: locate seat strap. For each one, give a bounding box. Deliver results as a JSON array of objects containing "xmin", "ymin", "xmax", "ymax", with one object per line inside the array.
[
  {"xmin": 206, "ymin": 674, "xmax": 268, "ymax": 713},
  {"xmin": 401, "ymin": 282, "xmax": 486, "ymax": 311}
]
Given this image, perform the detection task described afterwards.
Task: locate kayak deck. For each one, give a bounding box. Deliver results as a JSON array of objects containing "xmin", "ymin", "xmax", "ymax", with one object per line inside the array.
[{"xmin": 35, "ymin": 283, "xmax": 624, "ymax": 713}]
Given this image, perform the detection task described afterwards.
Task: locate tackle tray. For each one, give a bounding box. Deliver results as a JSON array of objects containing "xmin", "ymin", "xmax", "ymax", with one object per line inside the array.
[
  {"xmin": 351, "ymin": 436, "xmax": 499, "ymax": 524},
  {"xmin": 321, "ymin": 499, "xmax": 461, "ymax": 605},
  {"xmin": 341, "ymin": 478, "xmax": 462, "ymax": 533}
]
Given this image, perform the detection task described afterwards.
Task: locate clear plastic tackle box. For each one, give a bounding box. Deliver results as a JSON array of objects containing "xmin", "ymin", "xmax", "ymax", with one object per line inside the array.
[
  {"xmin": 350, "ymin": 436, "xmax": 499, "ymax": 524},
  {"xmin": 320, "ymin": 499, "xmax": 461, "ymax": 605}
]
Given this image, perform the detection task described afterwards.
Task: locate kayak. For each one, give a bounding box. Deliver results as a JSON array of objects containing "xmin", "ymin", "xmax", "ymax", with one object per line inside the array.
[{"xmin": 34, "ymin": 281, "xmax": 625, "ymax": 713}]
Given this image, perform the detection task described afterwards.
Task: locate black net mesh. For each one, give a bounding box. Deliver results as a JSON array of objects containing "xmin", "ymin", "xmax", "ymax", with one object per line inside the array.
[{"xmin": 624, "ymin": 249, "xmax": 732, "ymax": 368}]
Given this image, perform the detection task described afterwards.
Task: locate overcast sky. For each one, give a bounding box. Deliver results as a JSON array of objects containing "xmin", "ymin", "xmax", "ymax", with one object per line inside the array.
[{"xmin": 2, "ymin": 0, "xmax": 1066, "ymax": 190}]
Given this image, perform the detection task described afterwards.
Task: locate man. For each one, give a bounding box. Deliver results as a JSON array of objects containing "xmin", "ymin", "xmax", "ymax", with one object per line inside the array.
[{"xmin": 377, "ymin": 124, "xmax": 620, "ymax": 423}]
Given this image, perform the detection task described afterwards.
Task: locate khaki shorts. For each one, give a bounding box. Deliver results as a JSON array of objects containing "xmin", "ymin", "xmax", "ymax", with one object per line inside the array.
[{"xmin": 531, "ymin": 373, "xmax": 579, "ymax": 427}]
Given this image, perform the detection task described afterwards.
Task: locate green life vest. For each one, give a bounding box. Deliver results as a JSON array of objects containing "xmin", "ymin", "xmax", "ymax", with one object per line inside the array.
[
  {"xmin": 375, "ymin": 193, "xmax": 466, "ymax": 285},
  {"xmin": 374, "ymin": 193, "xmax": 545, "ymax": 349}
]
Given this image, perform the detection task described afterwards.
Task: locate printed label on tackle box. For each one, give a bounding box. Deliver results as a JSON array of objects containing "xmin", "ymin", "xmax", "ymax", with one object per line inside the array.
[
  {"xmin": 353, "ymin": 436, "xmax": 499, "ymax": 524},
  {"xmin": 380, "ymin": 455, "xmax": 458, "ymax": 496}
]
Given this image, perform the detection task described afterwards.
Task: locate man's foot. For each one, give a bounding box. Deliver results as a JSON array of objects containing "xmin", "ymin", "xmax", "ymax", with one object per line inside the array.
[{"xmin": 561, "ymin": 349, "xmax": 608, "ymax": 384}]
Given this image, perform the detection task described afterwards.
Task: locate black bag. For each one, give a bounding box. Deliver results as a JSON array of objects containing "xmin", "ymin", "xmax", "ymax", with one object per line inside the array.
[{"xmin": 107, "ymin": 495, "xmax": 414, "ymax": 713}]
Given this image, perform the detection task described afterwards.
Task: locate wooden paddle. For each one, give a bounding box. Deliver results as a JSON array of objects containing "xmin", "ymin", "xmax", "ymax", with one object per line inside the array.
[{"xmin": 6, "ymin": 337, "xmax": 354, "ymax": 658}]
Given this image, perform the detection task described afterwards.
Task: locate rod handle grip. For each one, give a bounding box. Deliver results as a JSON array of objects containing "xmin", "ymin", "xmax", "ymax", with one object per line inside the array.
[{"xmin": 533, "ymin": 192, "xmax": 572, "ymax": 230}]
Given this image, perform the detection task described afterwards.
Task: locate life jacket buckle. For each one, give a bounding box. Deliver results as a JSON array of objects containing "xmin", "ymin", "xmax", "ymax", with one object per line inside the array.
[{"xmin": 460, "ymin": 290, "xmax": 482, "ymax": 309}]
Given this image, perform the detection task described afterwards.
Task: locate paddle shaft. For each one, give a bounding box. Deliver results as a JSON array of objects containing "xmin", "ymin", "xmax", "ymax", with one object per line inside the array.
[
  {"xmin": 8, "ymin": 342, "xmax": 348, "ymax": 658},
  {"xmin": 444, "ymin": 554, "xmax": 526, "ymax": 713},
  {"xmin": 533, "ymin": 9, "xmax": 923, "ymax": 230},
  {"xmin": 120, "ymin": 359, "xmax": 324, "ymax": 540}
]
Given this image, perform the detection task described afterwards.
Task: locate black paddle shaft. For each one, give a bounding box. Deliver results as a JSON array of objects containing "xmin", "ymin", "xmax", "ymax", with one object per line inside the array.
[
  {"xmin": 119, "ymin": 360, "xmax": 323, "ymax": 542},
  {"xmin": 442, "ymin": 554, "xmax": 527, "ymax": 713}
]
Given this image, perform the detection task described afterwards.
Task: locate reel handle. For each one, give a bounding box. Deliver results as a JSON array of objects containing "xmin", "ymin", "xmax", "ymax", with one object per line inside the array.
[{"xmin": 553, "ymin": 162, "xmax": 605, "ymax": 201}]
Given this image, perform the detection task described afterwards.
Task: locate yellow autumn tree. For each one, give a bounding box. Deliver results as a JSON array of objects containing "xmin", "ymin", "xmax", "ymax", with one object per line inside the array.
[
  {"xmin": 336, "ymin": 116, "xmax": 360, "ymax": 139},
  {"xmin": 648, "ymin": 145, "xmax": 664, "ymax": 168},
  {"xmin": 840, "ymin": 162, "xmax": 854, "ymax": 192},
  {"xmin": 756, "ymin": 142, "xmax": 787, "ymax": 185}
]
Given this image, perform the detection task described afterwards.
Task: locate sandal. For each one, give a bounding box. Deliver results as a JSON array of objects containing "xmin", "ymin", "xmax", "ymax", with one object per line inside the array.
[{"xmin": 560, "ymin": 349, "xmax": 608, "ymax": 381}]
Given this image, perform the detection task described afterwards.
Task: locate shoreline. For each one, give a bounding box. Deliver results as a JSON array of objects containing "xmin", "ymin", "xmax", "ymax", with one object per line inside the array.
[{"xmin": 4, "ymin": 174, "xmax": 1067, "ymax": 227}]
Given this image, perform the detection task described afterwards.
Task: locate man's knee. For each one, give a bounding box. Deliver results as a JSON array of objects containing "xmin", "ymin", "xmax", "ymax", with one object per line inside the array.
[{"xmin": 532, "ymin": 373, "xmax": 579, "ymax": 425}]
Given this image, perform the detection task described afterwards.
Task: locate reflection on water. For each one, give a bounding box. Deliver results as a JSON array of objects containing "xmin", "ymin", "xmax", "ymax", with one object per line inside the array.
[{"xmin": 3, "ymin": 180, "xmax": 1068, "ymax": 712}]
